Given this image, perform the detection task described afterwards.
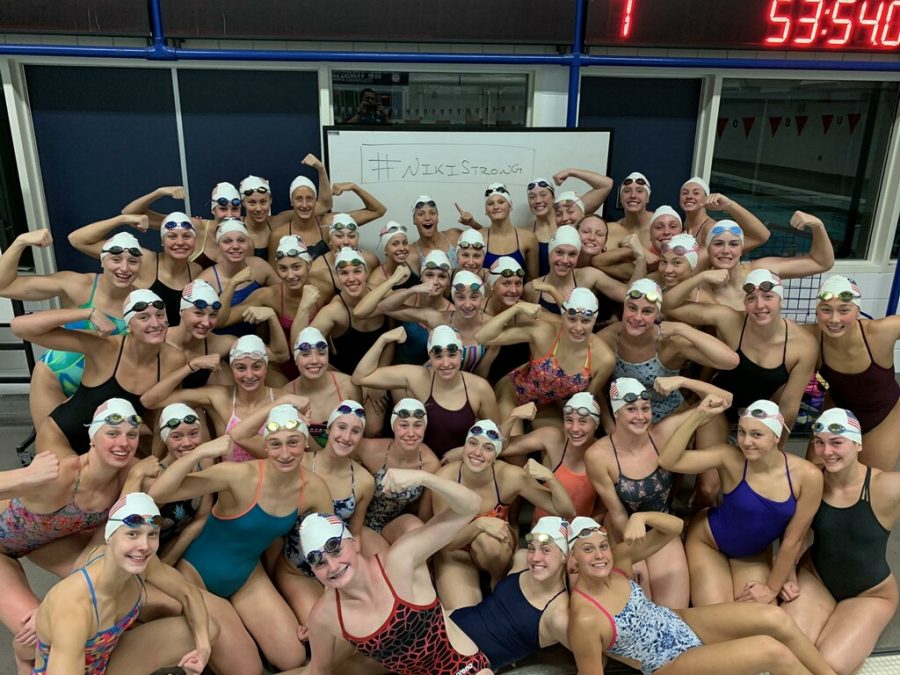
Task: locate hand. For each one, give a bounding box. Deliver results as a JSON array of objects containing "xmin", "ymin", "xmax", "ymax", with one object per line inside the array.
[
  {"xmin": 697, "ymin": 394, "xmax": 728, "ymax": 416},
  {"xmin": 199, "ymin": 436, "xmax": 232, "ymax": 460},
  {"xmin": 13, "ymin": 608, "xmax": 37, "ymax": 647},
  {"xmin": 188, "ymin": 354, "xmax": 221, "ymax": 373},
  {"xmin": 704, "ymin": 193, "xmax": 733, "ymax": 211},
  {"xmin": 241, "ymin": 306, "xmax": 276, "ymax": 324},
  {"xmin": 455, "ymin": 203, "xmax": 475, "ymax": 227},
  {"xmin": 552, "ymin": 170, "xmax": 572, "ymax": 186},
  {"xmin": 531, "ymin": 280, "xmax": 555, "ymax": 295},
  {"xmin": 517, "ymin": 302, "xmax": 542, "ymax": 320},
  {"xmin": 122, "ymin": 214, "xmax": 150, "ymax": 232},
  {"xmin": 620, "ymin": 233, "xmax": 642, "ymax": 256},
  {"xmin": 383, "ymin": 326, "xmax": 407, "ymax": 344},
  {"xmin": 779, "ymin": 578, "xmax": 801, "ymax": 603},
  {"xmin": 331, "ymin": 182, "xmax": 355, "ymax": 196},
  {"xmin": 653, "ymin": 375, "xmax": 683, "ymax": 396},
  {"xmin": 365, "ymin": 389, "xmax": 388, "ymax": 416},
  {"xmin": 17, "ymin": 229, "xmax": 53, "ymax": 248},
  {"xmin": 159, "ymin": 186, "xmax": 186, "ymax": 200},
  {"xmin": 526, "ymin": 458, "xmax": 554, "ymax": 483},
  {"xmin": 90, "ymin": 310, "xmax": 118, "ymax": 338},
  {"xmin": 21, "ymin": 451, "xmax": 61, "ymax": 488},
  {"xmin": 300, "ymin": 284, "xmax": 321, "ymax": 308},
  {"xmin": 704, "ymin": 269, "xmax": 729, "ymax": 287},
  {"xmin": 656, "ymin": 321, "xmax": 680, "ymax": 340},
  {"xmin": 381, "ymin": 468, "xmax": 425, "ymax": 494},
  {"xmin": 477, "ymin": 516, "xmax": 512, "ymax": 542},
  {"xmin": 287, "ymin": 395, "xmax": 312, "ymax": 422},
  {"xmin": 191, "ymin": 216, "xmax": 205, "ymax": 229},
  {"xmin": 511, "ymin": 402, "xmax": 537, "ymax": 421},
  {"xmin": 737, "ymin": 581, "xmax": 777, "ymax": 604},
  {"xmin": 301, "ymin": 154, "xmax": 323, "ymax": 170},
  {"xmin": 643, "ymin": 249, "xmax": 659, "ymax": 267},
  {"xmin": 441, "ymin": 446, "xmax": 464, "ymax": 464},
  {"xmin": 178, "ymin": 646, "xmax": 212, "ymax": 675},
  {"xmin": 129, "ymin": 456, "xmax": 161, "ymax": 481},
  {"xmin": 297, "ymin": 624, "xmax": 311, "ymax": 642},
  {"xmin": 789, "ymin": 210, "xmax": 824, "ymax": 232},
  {"xmin": 623, "ymin": 514, "xmax": 648, "ymax": 545},
  {"xmin": 229, "ymin": 267, "xmax": 254, "ymax": 287},
  {"xmin": 390, "ymin": 264, "xmax": 412, "ymax": 285}
]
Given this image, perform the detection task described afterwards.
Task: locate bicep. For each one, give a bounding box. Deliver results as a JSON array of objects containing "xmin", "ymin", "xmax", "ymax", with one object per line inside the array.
[{"xmin": 356, "ymin": 365, "xmax": 419, "ymax": 390}]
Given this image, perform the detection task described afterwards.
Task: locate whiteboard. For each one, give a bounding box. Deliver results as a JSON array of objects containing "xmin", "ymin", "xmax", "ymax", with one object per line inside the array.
[{"xmin": 324, "ymin": 127, "xmax": 612, "ymax": 252}]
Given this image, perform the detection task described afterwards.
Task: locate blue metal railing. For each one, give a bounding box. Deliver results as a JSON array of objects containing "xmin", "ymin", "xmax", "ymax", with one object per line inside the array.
[{"xmin": 1, "ymin": 0, "xmax": 900, "ymax": 312}]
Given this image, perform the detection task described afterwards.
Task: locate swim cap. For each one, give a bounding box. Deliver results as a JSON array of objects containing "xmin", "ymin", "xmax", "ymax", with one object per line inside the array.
[
  {"xmin": 452, "ymin": 270, "xmax": 483, "ymax": 292},
  {"xmin": 239, "ymin": 175, "xmax": 270, "ymax": 195},
  {"xmin": 466, "ymin": 419, "xmax": 504, "ymax": 455},
  {"xmin": 485, "ymin": 183, "xmax": 512, "ymax": 207},
  {"xmin": 390, "ymin": 398, "xmax": 428, "ymax": 429},
  {"xmin": 293, "ymin": 326, "xmax": 328, "ymax": 358},
  {"xmin": 567, "ymin": 515, "xmax": 607, "ymax": 544},
  {"xmin": 548, "ymin": 225, "xmax": 582, "ymax": 254},
  {"xmin": 527, "ymin": 177, "xmax": 555, "ymax": 193},
  {"xmin": 159, "ymin": 403, "xmax": 201, "ymax": 442},
  {"xmin": 289, "ymin": 175, "xmax": 317, "ymax": 197},
  {"xmin": 562, "ymin": 287, "xmax": 599, "ymax": 314},
  {"xmin": 335, "ymin": 247, "xmax": 367, "ymax": 269},
  {"xmin": 159, "ymin": 212, "xmax": 194, "ymax": 242},
  {"xmin": 487, "ymin": 256, "xmax": 524, "ymax": 287},
  {"xmin": 528, "ymin": 516, "xmax": 569, "ymax": 553},
  {"xmin": 744, "ymin": 268, "xmax": 784, "ymax": 300},
  {"xmin": 818, "ymin": 275, "xmax": 861, "ymax": 307},
  {"xmin": 554, "ymin": 191, "xmax": 585, "ymax": 213},
  {"xmin": 622, "ymin": 172, "xmax": 651, "ymax": 196},
  {"xmin": 229, "ymin": 334, "xmax": 268, "ymax": 363},
  {"xmin": 458, "ymin": 228, "xmax": 486, "ymax": 249},
  {"xmin": 211, "ymin": 182, "xmax": 240, "ymax": 213},
  {"xmin": 215, "ymin": 218, "xmax": 249, "ymax": 242},
  {"xmin": 662, "ymin": 233, "xmax": 700, "ymax": 270},
  {"xmin": 626, "ymin": 278, "xmax": 664, "ymax": 310},
  {"xmin": 565, "ymin": 392, "xmax": 601, "ymax": 421},
  {"xmin": 682, "ymin": 176, "xmax": 710, "ymax": 195},
  {"xmin": 105, "ymin": 492, "xmax": 160, "ymax": 542},
  {"xmin": 329, "ymin": 213, "xmax": 358, "ymax": 238},
  {"xmin": 88, "ymin": 397, "xmax": 141, "ymax": 441},
  {"xmin": 706, "ymin": 219, "xmax": 744, "ymax": 246},
  {"xmin": 275, "ymin": 235, "xmax": 312, "ymax": 263},
  {"xmin": 813, "ymin": 408, "xmax": 862, "ymax": 444},
  {"xmin": 179, "ymin": 279, "xmax": 220, "ymax": 313},
  {"xmin": 412, "ymin": 195, "xmax": 437, "ymax": 213},
  {"xmin": 264, "ymin": 403, "xmax": 308, "ymax": 438},
  {"xmin": 327, "ymin": 399, "xmax": 365, "ymax": 430},
  {"xmin": 739, "ymin": 399, "xmax": 784, "ymax": 437},
  {"xmin": 101, "ymin": 232, "xmax": 142, "ymax": 260},
  {"xmin": 421, "ymin": 249, "xmax": 452, "ymax": 273},
  {"xmin": 298, "ymin": 512, "xmax": 352, "ymax": 558},
  {"xmin": 378, "ymin": 222, "xmax": 407, "ymax": 252},
  {"xmin": 610, "ymin": 377, "xmax": 650, "ymax": 415},
  {"xmin": 651, "ymin": 205, "xmax": 683, "ymax": 227},
  {"xmin": 123, "ymin": 289, "xmax": 164, "ymax": 326},
  {"xmin": 427, "ymin": 325, "xmax": 462, "ymax": 353}
]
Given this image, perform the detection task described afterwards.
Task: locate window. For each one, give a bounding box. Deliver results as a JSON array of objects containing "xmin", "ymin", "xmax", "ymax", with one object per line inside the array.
[
  {"xmin": 711, "ymin": 79, "xmax": 899, "ymax": 260},
  {"xmin": 332, "ymin": 71, "xmax": 528, "ymax": 127}
]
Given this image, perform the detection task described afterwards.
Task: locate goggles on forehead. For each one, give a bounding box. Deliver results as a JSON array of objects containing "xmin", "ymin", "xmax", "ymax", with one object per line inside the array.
[
  {"xmin": 103, "ymin": 246, "xmax": 142, "ymax": 257},
  {"xmin": 615, "ymin": 390, "xmax": 651, "ymax": 404},
  {"xmin": 568, "ymin": 525, "xmax": 607, "ymax": 543},
  {"xmin": 126, "ymin": 300, "xmax": 165, "ymax": 315},
  {"xmin": 423, "ymin": 260, "xmax": 451, "ymax": 271},
  {"xmin": 709, "ymin": 224, "xmax": 742, "ymax": 239},
  {"xmin": 469, "ymin": 425, "xmax": 500, "ymax": 441},
  {"xmin": 232, "ymin": 350, "xmax": 267, "ymax": 362},
  {"xmin": 818, "ymin": 290, "xmax": 857, "ymax": 303},
  {"xmin": 525, "ymin": 532, "xmax": 560, "ymax": 546},
  {"xmin": 565, "ymin": 307, "xmax": 596, "ymax": 319},
  {"xmin": 162, "ymin": 414, "xmax": 200, "ymax": 429},
  {"xmin": 110, "ymin": 514, "xmax": 164, "ymax": 529},
  {"xmin": 214, "ymin": 197, "xmax": 242, "ymax": 208},
  {"xmin": 305, "ymin": 535, "xmax": 344, "ymax": 568},
  {"xmin": 331, "ymin": 221, "xmax": 359, "ymax": 232},
  {"xmin": 296, "ymin": 340, "xmax": 328, "ymax": 354},
  {"xmin": 527, "ymin": 180, "xmax": 554, "ymax": 192},
  {"xmin": 663, "ymin": 244, "xmax": 694, "ymax": 257},
  {"xmin": 275, "ymin": 248, "xmax": 308, "ymax": 260},
  {"xmin": 622, "ymin": 177, "xmax": 647, "ymax": 187},
  {"xmin": 163, "ymin": 220, "xmax": 193, "ymax": 231},
  {"xmin": 742, "ymin": 281, "xmax": 779, "ymax": 294},
  {"xmin": 458, "ymin": 241, "xmax": 484, "ymax": 250},
  {"xmin": 429, "ymin": 343, "xmax": 460, "ymax": 356},
  {"xmin": 626, "ymin": 289, "xmax": 661, "ymax": 304},
  {"xmin": 336, "ymin": 257, "xmax": 365, "ymax": 269},
  {"xmin": 335, "ymin": 403, "xmax": 365, "ymax": 418},
  {"xmin": 394, "ymin": 408, "xmax": 426, "ymax": 420},
  {"xmin": 95, "ymin": 412, "xmax": 143, "ymax": 427},
  {"xmin": 453, "ymin": 282, "xmax": 482, "ymax": 293},
  {"xmin": 490, "ymin": 267, "xmax": 525, "ymax": 278},
  {"xmin": 414, "ymin": 200, "xmax": 437, "ymax": 210},
  {"xmin": 555, "ymin": 200, "xmax": 580, "ymax": 209},
  {"xmin": 811, "ymin": 421, "xmax": 856, "ymax": 435},
  {"xmin": 484, "ymin": 186, "xmax": 510, "ymax": 197},
  {"xmin": 186, "ymin": 298, "xmax": 222, "ymax": 311},
  {"xmin": 242, "ymin": 186, "xmax": 269, "ymax": 196},
  {"xmin": 563, "ymin": 404, "xmax": 600, "ymax": 419},
  {"xmin": 382, "ymin": 224, "xmax": 407, "ymax": 235},
  {"xmin": 739, "ymin": 407, "xmax": 782, "ymax": 421},
  {"xmin": 265, "ymin": 418, "xmax": 302, "ymax": 433}
]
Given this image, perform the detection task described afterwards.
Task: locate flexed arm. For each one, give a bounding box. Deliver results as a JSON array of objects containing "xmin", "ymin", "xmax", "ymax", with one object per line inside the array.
[{"xmin": 68, "ymin": 214, "xmax": 149, "ymax": 259}]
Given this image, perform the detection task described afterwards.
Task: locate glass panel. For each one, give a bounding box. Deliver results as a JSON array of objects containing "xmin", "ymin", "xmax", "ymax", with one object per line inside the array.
[
  {"xmin": 332, "ymin": 71, "xmax": 528, "ymax": 127},
  {"xmin": 711, "ymin": 79, "xmax": 899, "ymax": 260}
]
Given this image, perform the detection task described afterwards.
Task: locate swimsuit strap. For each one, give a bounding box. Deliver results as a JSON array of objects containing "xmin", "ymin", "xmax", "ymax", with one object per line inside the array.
[
  {"xmin": 269, "ymin": 387, "xmax": 275, "ymax": 402},
  {"xmin": 741, "ymin": 459, "xmax": 749, "ymax": 481},
  {"xmin": 187, "ymin": 262, "xmax": 193, "ymax": 281},
  {"xmin": 649, "ymin": 435, "xmax": 660, "ymax": 455},
  {"xmin": 112, "ymin": 336, "xmax": 127, "ymax": 378},
  {"xmin": 79, "ymin": 567, "xmax": 102, "ymax": 627},
  {"xmin": 861, "ymin": 465, "xmax": 873, "ymax": 502},
  {"xmin": 380, "ymin": 443, "xmax": 392, "ymax": 472},
  {"xmin": 737, "ymin": 314, "xmax": 749, "ymax": 350},
  {"xmin": 338, "ymin": 293, "xmax": 354, "ymax": 328},
  {"xmin": 573, "ymin": 589, "xmax": 618, "ymax": 648},
  {"xmin": 231, "ymin": 387, "xmax": 238, "ymax": 417},
  {"xmin": 859, "ymin": 320, "xmax": 877, "ymax": 362},
  {"xmin": 552, "ymin": 441, "xmax": 569, "ymax": 472},
  {"xmin": 87, "ymin": 273, "xmax": 100, "ymax": 306},
  {"xmin": 549, "ymin": 331, "xmax": 563, "ymax": 357},
  {"xmin": 782, "ymin": 451, "xmax": 795, "ymax": 495},
  {"xmin": 373, "ymin": 553, "xmax": 401, "ymax": 600},
  {"xmin": 350, "ymin": 460, "xmax": 356, "ymax": 496},
  {"xmin": 485, "ymin": 229, "xmax": 491, "ymax": 249},
  {"xmin": 781, "ymin": 319, "xmax": 789, "ymax": 363},
  {"xmin": 203, "ymin": 338, "xmax": 209, "ymax": 356},
  {"xmin": 155, "ymin": 253, "xmax": 161, "ymax": 280},
  {"xmin": 542, "ymin": 586, "xmax": 567, "ymax": 611},
  {"xmin": 461, "ymin": 372, "xmax": 470, "ymax": 400},
  {"xmin": 610, "ymin": 437, "xmax": 624, "ymax": 475},
  {"xmin": 491, "ymin": 464, "xmax": 503, "ymax": 504},
  {"xmin": 211, "ymin": 265, "xmax": 223, "ymax": 293},
  {"xmin": 280, "ymin": 283, "xmax": 286, "ymax": 316},
  {"xmin": 331, "ymin": 371, "xmax": 344, "ymax": 399},
  {"xmin": 514, "ymin": 228, "xmax": 520, "ymax": 248},
  {"xmin": 428, "ymin": 372, "xmax": 437, "ymax": 397},
  {"xmin": 252, "ymin": 460, "xmax": 265, "ymax": 505}
]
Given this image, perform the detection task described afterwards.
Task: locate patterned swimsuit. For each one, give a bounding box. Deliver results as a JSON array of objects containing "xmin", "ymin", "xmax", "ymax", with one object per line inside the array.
[
  {"xmin": 509, "ymin": 331, "xmax": 592, "ymax": 406},
  {"xmin": 364, "ymin": 447, "xmax": 424, "ymax": 533}
]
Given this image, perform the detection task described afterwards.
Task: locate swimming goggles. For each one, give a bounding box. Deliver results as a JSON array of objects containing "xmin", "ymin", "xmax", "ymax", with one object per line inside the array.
[
  {"xmin": 811, "ymin": 421, "xmax": 857, "ymax": 435},
  {"xmin": 489, "ymin": 268, "xmax": 525, "ymax": 278},
  {"xmin": 305, "ymin": 535, "xmax": 345, "ymax": 568},
  {"xmin": 163, "ymin": 219, "xmax": 193, "ymax": 231},
  {"xmin": 709, "ymin": 224, "xmax": 742, "ymax": 239},
  {"xmin": 186, "ymin": 298, "xmax": 222, "ymax": 311},
  {"xmin": 563, "ymin": 405, "xmax": 600, "ymax": 419},
  {"xmin": 265, "ymin": 418, "xmax": 302, "ymax": 433},
  {"xmin": 331, "ymin": 221, "xmax": 359, "ymax": 232},
  {"xmin": 453, "ymin": 282, "xmax": 482, "ymax": 293},
  {"xmin": 469, "ymin": 425, "xmax": 500, "ymax": 441},
  {"xmin": 742, "ymin": 281, "xmax": 780, "ymax": 294},
  {"xmin": 394, "ymin": 408, "xmax": 426, "ymax": 419},
  {"xmin": 626, "ymin": 289, "xmax": 662, "ymax": 304},
  {"xmin": 232, "ymin": 349, "xmax": 267, "ymax": 361},
  {"xmin": 95, "ymin": 413, "xmax": 143, "ymax": 427},
  {"xmin": 457, "ymin": 241, "xmax": 484, "ymax": 250},
  {"xmin": 336, "ymin": 257, "xmax": 365, "ymax": 269},
  {"xmin": 615, "ymin": 391, "xmax": 651, "ymax": 404},
  {"xmin": 484, "ymin": 186, "xmax": 510, "ymax": 198},
  {"xmin": 214, "ymin": 197, "xmax": 242, "ymax": 208},
  {"xmin": 162, "ymin": 414, "xmax": 200, "ymax": 429},
  {"xmin": 567, "ymin": 525, "xmax": 608, "ymax": 543},
  {"xmin": 423, "ymin": 260, "xmax": 451, "ymax": 271},
  {"xmin": 110, "ymin": 514, "xmax": 164, "ymax": 529},
  {"xmin": 662, "ymin": 244, "xmax": 695, "ymax": 257},
  {"xmin": 242, "ymin": 186, "xmax": 269, "ymax": 196},
  {"xmin": 565, "ymin": 308, "xmax": 597, "ymax": 319},
  {"xmin": 275, "ymin": 248, "xmax": 308, "ymax": 260},
  {"xmin": 295, "ymin": 340, "xmax": 328, "ymax": 354},
  {"xmin": 414, "ymin": 200, "xmax": 437, "ymax": 210},
  {"xmin": 525, "ymin": 532, "xmax": 559, "ymax": 546},
  {"xmin": 103, "ymin": 245, "xmax": 143, "ymax": 257},
  {"xmin": 739, "ymin": 408, "xmax": 784, "ymax": 422},
  {"xmin": 622, "ymin": 177, "xmax": 648, "ymax": 187},
  {"xmin": 817, "ymin": 290, "xmax": 857, "ymax": 302},
  {"xmin": 125, "ymin": 300, "xmax": 165, "ymax": 317},
  {"xmin": 527, "ymin": 180, "xmax": 554, "ymax": 192},
  {"xmin": 429, "ymin": 343, "xmax": 460, "ymax": 356},
  {"xmin": 335, "ymin": 403, "xmax": 365, "ymax": 418}
]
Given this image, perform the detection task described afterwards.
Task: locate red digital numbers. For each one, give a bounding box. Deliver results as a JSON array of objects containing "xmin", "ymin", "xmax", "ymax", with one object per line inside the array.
[
  {"xmin": 620, "ymin": 0, "xmax": 634, "ymax": 38},
  {"xmin": 764, "ymin": 0, "xmax": 900, "ymax": 47}
]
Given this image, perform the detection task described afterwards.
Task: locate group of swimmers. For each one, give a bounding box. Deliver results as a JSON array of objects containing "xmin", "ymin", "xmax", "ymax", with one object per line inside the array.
[{"xmin": 0, "ymin": 160, "xmax": 897, "ymax": 675}]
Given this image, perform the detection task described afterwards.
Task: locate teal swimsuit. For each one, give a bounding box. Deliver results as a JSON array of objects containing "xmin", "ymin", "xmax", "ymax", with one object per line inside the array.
[
  {"xmin": 181, "ymin": 461, "xmax": 303, "ymax": 598},
  {"xmin": 38, "ymin": 274, "xmax": 128, "ymax": 396}
]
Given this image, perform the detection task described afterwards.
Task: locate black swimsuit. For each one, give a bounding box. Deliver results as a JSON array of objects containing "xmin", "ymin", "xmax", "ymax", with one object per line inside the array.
[
  {"xmin": 182, "ymin": 338, "xmax": 213, "ymax": 389},
  {"xmin": 149, "ymin": 255, "xmax": 192, "ymax": 327},
  {"xmin": 329, "ymin": 295, "xmax": 388, "ymax": 376},
  {"xmin": 49, "ymin": 337, "xmax": 160, "ymax": 454},
  {"xmin": 290, "ymin": 217, "xmax": 329, "ymax": 260}
]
